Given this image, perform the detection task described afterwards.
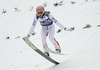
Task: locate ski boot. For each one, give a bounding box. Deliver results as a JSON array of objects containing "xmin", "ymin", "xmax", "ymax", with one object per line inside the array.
[
  {"xmin": 56, "ymin": 49, "xmax": 61, "ymax": 53},
  {"xmin": 45, "ymin": 52, "xmax": 50, "ymax": 56}
]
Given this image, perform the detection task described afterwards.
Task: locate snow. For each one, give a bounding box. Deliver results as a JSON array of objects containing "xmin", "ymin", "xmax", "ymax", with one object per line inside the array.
[{"xmin": 0, "ymin": 0, "xmax": 100, "ymax": 70}]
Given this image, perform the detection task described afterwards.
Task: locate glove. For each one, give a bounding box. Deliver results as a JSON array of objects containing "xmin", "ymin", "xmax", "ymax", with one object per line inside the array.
[
  {"xmin": 27, "ymin": 35, "xmax": 30, "ymax": 38},
  {"xmin": 32, "ymin": 32, "xmax": 36, "ymax": 35}
]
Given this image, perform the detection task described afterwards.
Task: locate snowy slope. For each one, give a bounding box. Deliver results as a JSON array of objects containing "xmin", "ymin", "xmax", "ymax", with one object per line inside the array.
[{"xmin": 0, "ymin": 0, "xmax": 100, "ymax": 70}]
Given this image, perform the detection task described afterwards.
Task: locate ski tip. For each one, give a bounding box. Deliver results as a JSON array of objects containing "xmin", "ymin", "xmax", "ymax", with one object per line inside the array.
[
  {"xmin": 23, "ymin": 37, "xmax": 27, "ymax": 38},
  {"xmin": 23, "ymin": 37, "xmax": 25, "ymax": 40}
]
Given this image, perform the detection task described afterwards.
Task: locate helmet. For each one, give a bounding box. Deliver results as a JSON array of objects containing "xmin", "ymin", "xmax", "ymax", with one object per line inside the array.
[{"xmin": 36, "ymin": 5, "xmax": 44, "ymax": 12}]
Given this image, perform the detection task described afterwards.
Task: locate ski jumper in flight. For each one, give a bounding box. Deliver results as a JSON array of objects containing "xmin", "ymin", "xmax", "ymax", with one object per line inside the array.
[{"xmin": 27, "ymin": 5, "xmax": 70, "ymax": 56}]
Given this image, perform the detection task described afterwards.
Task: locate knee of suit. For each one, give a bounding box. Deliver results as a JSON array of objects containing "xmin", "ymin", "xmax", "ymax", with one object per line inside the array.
[
  {"xmin": 41, "ymin": 38, "xmax": 46, "ymax": 44},
  {"xmin": 49, "ymin": 38, "xmax": 56, "ymax": 43},
  {"xmin": 42, "ymin": 41, "xmax": 47, "ymax": 46}
]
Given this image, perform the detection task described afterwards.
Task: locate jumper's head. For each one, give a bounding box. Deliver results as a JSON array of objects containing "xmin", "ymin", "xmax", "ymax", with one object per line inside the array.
[{"xmin": 36, "ymin": 5, "xmax": 44, "ymax": 17}]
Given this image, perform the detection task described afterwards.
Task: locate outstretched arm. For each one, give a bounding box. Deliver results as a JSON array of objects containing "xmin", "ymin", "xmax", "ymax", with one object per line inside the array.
[
  {"xmin": 27, "ymin": 15, "xmax": 38, "ymax": 37},
  {"xmin": 49, "ymin": 13, "xmax": 66, "ymax": 29},
  {"xmin": 49, "ymin": 13, "xmax": 72, "ymax": 31}
]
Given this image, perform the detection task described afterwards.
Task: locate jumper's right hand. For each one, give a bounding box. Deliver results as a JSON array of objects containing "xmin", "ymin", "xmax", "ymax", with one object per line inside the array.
[{"xmin": 27, "ymin": 35, "xmax": 30, "ymax": 38}]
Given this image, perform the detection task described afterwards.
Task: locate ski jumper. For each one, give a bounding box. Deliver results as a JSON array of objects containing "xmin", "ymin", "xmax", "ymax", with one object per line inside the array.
[{"xmin": 28, "ymin": 11, "xmax": 65, "ymax": 52}]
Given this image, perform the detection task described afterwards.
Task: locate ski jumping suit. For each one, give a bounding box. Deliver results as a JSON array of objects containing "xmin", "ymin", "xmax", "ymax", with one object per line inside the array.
[{"xmin": 28, "ymin": 11, "xmax": 66, "ymax": 52}]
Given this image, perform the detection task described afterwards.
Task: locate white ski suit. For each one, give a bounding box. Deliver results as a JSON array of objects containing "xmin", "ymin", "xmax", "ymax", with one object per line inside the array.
[{"xmin": 27, "ymin": 11, "xmax": 66, "ymax": 52}]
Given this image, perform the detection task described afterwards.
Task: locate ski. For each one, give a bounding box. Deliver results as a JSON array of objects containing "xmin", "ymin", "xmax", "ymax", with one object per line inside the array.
[
  {"xmin": 23, "ymin": 37, "xmax": 60, "ymax": 65},
  {"xmin": 44, "ymin": 46, "xmax": 66, "ymax": 55}
]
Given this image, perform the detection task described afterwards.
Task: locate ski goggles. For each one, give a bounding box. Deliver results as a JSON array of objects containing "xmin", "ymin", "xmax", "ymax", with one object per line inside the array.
[{"xmin": 37, "ymin": 11, "xmax": 44, "ymax": 15}]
